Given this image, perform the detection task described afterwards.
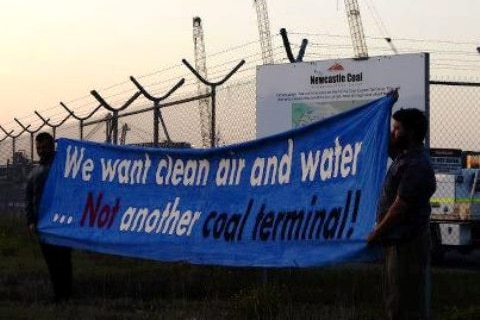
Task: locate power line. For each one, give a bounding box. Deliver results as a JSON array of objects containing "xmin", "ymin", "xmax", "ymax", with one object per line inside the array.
[
  {"xmin": 290, "ymin": 31, "xmax": 478, "ymax": 46},
  {"xmin": 2, "ymin": 31, "xmax": 478, "ymax": 130},
  {"xmin": 363, "ymin": 0, "xmax": 390, "ymax": 37}
]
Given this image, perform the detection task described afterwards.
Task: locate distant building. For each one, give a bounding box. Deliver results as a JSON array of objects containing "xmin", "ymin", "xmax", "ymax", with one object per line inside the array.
[{"xmin": 0, "ymin": 151, "xmax": 33, "ymax": 210}]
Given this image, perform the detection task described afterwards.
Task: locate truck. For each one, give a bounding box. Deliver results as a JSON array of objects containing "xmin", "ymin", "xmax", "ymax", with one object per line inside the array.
[{"xmin": 429, "ymin": 148, "xmax": 480, "ymax": 260}]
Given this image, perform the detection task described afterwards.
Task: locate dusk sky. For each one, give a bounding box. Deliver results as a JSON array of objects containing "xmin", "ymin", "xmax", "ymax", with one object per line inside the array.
[{"xmin": 1, "ymin": 0, "xmax": 478, "ymax": 126}]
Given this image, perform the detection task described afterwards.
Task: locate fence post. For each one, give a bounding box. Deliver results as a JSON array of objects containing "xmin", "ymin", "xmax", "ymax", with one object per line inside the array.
[
  {"xmin": 61, "ymin": 102, "xmax": 103, "ymax": 140},
  {"xmin": 182, "ymin": 59, "xmax": 245, "ymax": 147},
  {"xmin": 34, "ymin": 110, "xmax": 72, "ymax": 141},
  {"xmin": 0, "ymin": 127, "xmax": 14, "ymax": 162},
  {"xmin": 280, "ymin": 28, "xmax": 308, "ymax": 63},
  {"xmin": 130, "ymin": 76, "xmax": 184, "ymax": 146},
  {"xmin": 90, "ymin": 90, "xmax": 141, "ymax": 145},
  {"xmin": 14, "ymin": 117, "xmax": 49, "ymax": 162},
  {"xmin": 0, "ymin": 124, "xmax": 31, "ymax": 163}
]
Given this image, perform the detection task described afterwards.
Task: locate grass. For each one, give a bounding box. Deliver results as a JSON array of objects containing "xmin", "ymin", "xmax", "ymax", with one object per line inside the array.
[{"xmin": 1, "ymin": 210, "xmax": 480, "ymax": 320}]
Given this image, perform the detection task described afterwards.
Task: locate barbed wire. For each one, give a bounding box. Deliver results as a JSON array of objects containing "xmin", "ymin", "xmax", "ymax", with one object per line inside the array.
[{"xmin": 2, "ymin": 31, "xmax": 478, "ymax": 130}]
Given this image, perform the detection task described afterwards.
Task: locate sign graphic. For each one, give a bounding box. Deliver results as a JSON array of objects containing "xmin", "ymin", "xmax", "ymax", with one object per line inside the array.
[{"xmin": 256, "ymin": 53, "xmax": 428, "ymax": 138}]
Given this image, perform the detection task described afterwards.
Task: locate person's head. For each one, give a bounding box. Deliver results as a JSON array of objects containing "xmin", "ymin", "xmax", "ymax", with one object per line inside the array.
[
  {"xmin": 391, "ymin": 108, "xmax": 428, "ymax": 151},
  {"xmin": 35, "ymin": 132, "xmax": 55, "ymax": 163}
]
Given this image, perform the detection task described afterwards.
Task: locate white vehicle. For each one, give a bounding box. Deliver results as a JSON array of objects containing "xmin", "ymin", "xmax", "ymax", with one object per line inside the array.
[{"xmin": 430, "ymin": 149, "xmax": 480, "ymax": 260}]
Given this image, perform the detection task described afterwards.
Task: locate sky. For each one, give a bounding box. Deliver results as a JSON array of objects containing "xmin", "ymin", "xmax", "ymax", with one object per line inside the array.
[{"xmin": 0, "ymin": 0, "xmax": 478, "ymax": 127}]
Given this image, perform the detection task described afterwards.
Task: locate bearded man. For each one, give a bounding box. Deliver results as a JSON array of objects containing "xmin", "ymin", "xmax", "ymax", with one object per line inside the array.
[{"xmin": 367, "ymin": 108, "xmax": 436, "ymax": 320}]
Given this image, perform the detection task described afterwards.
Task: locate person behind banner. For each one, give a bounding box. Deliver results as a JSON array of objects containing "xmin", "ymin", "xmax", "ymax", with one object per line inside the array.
[
  {"xmin": 26, "ymin": 132, "xmax": 73, "ymax": 303},
  {"xmin": 367, "ymin": 109, "xmax": 436, "ymax": 320}
]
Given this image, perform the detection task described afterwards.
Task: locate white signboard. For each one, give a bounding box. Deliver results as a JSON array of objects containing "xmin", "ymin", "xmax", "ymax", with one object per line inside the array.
[{"xmin": 256, "ymin": 53, "xmax": 429, "ymax": 138}]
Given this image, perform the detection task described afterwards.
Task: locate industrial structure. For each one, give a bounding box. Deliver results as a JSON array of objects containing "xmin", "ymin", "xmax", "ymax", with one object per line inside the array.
[
  {"xmin": 193, "ymin": 17, "xmax": 211, "ymax": 148},
  {"xmin": 253, "ymin": 0, "xmax": 274, "ymax": 64},
  {"xmin": 0, "ymin": 150, "xmax": 32, "ymax": 209},
  {"xmin": 343, "ymin": 0, "xmax": 369, "ymax": 58}
]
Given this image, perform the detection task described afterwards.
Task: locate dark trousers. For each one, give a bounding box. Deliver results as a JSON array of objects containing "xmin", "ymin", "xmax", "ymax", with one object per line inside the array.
[
  {"xmin": 40, "ymin": 242, "xmax": 72, "ymax": 302},
  {"xmin": 383, "ymin": 231, "xmax": 431, "ymax": 320}
]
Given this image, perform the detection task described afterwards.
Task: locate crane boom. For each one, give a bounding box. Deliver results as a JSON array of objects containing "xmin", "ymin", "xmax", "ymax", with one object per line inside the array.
[
  {"xmin": 192, "ymin": 17, "xmax": 211, "ymax": 147},
  {"xmin": 254, "ymin": 0, "xmax": 274, "ymax": 64},
  {"xmin": 344, "ymin": 0, "xmax": 368, "ymax": 58}
]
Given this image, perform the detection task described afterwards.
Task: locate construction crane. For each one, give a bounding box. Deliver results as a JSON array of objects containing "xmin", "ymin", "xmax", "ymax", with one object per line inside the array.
[
  {"xmin": 192, "ymin": 17, "xmax": 211, "ymax": 148},
  {"xmin": 344, "ymin": 0, "xmax": 369, "ymax": 58},
  {"xmin": 253, "ymin": 0, "xmax": 274, "ymax": 64}
]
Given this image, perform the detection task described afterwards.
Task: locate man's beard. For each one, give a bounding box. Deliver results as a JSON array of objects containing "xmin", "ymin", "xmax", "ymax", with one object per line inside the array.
[
  {"xmin": 39, "ymin": 152, "xmax": 54, "ymax": 165},
  {"xmin": 388, "ymin": 134, "xmax": 409, "ymax": 159}
]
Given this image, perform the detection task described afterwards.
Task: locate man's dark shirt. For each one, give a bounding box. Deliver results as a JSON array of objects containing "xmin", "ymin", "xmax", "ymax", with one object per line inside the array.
[
  {"xmin": 25, "ymin": 160, "xmax": 52, "ymax": 226},
  {"xmin": 376, "ymin": 145, "xmax": 436, "ymax": 242}
]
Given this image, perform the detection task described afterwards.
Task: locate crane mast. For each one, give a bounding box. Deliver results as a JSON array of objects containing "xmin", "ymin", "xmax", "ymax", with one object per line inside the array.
[
  {"xmin": 344, "ymin": 0, "xmax": 368, "ymax": 58},
  {"xmin": 192, "ymin": 17, "xmax": 211, "ymax": 147},
  {"xmin": 254, "ymin": 0, "xmax": 274, "ymax": 64}
]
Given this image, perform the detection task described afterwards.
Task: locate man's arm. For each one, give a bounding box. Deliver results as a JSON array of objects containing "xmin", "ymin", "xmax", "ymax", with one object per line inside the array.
[
  {"xmin": 367, "ymin": 195, "xmax": 408, "ymax": 244},
  {"xmin": 25, "ymin": 173, "xmax": 36, "ymax": 235}
]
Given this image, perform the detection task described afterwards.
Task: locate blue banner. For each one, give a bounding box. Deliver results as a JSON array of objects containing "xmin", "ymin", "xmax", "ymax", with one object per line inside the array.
[{"xmin": 38, "ymin": 95, "xmax": 393, "ymax": 267}]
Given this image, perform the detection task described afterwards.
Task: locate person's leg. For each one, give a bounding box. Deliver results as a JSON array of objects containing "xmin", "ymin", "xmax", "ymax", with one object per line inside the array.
[
  {"xmin": 384, "ymin": 244, "xmax": 400, "ymax": 320},
  {"xmin": 40, "ymin": 242, "xmax": 72, "ymax": 302},
  {"xmin": 396, "ymin": 231, "xmax": 431, "ymax": 320}
]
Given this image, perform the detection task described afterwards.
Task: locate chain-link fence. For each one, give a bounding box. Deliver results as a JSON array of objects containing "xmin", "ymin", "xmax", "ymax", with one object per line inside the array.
[
  {"xmin": 4, "ymin": 81, "xmax": 478, "ymax": 159},
  {"xmin": 430, "ymin": 81, "xmax": 480, "ymax": 151},
  {"xmin": 0, "ymin": 67, "xmax": 257, "ymax": 210},
  {"xmin": 1, "ymin": 71, "xmax": 479, "ymax": 253},
  {"xmin": 429, "ymin": 81, "xmax": 480, "ymax": 255}
]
